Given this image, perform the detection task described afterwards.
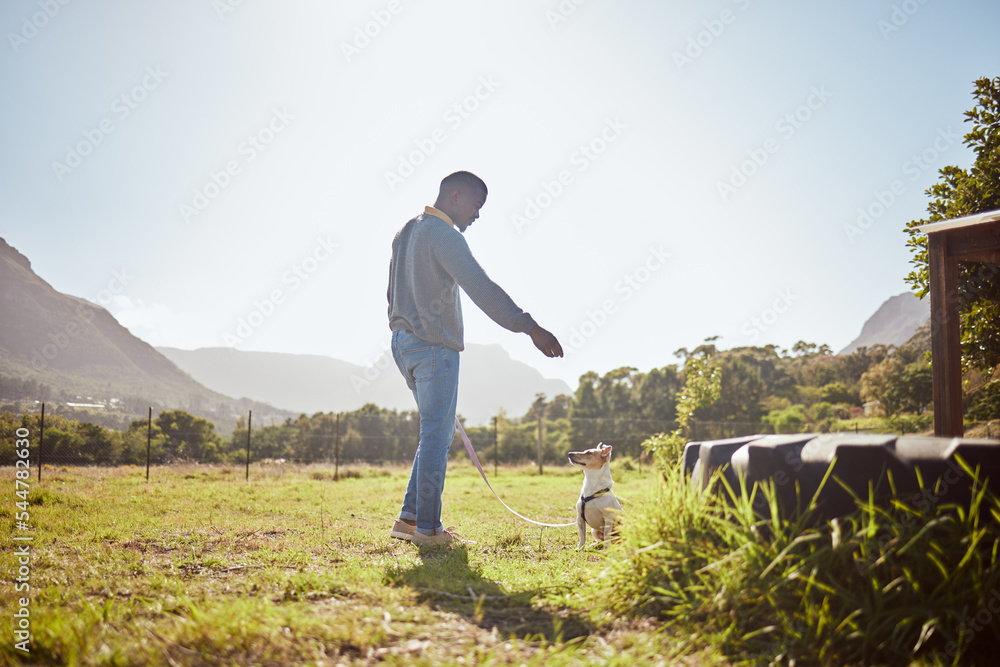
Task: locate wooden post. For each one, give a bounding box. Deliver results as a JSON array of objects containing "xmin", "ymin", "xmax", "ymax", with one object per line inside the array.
[
  {"xmin": 493, "ymin": 415, "xmax": 498, "ymax": 477},
  {"xmin": 145, "ymin": 407, "xmax": 152, "ymax": 482},
  {"xmin": 244, "ymin": 410, "xmax": 252, "ymax": 481},
  {"xmin": 928, "ymin": 233, "xmax": 964, "ymax": 436},
  {"xmin": 37, "ymin": 403, "xmax": 45, "ymax": 482},
  {"xmin": 334, "ymin": 413, "xmax": 340, "ymax": 481}
]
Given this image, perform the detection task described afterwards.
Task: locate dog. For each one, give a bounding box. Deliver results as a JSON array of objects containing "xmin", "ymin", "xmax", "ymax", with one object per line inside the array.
[{"xmin": 568, "ymin": 443, "xmax": 624, "ymax": 550}]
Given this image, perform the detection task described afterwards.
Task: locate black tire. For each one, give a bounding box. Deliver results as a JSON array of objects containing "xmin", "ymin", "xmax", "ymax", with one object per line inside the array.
[{"xmin": 686, "ymin": 433, "xmax": 1000, "ymax": 522}]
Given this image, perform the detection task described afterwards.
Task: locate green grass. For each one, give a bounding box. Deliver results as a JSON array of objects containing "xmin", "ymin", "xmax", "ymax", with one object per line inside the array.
[
  {"xmin": 7, "ymin": 454, "xmax": 998, "ymax": 665},
  {"xmin": 2, "ymin": 460, "xmax": 718, "ymax": 666}
]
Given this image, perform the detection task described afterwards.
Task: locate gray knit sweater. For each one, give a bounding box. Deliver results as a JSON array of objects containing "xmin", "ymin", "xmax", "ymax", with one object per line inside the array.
[{"xmin": 387, "ymin": 212, "xmax": 537, "ymax": 351}]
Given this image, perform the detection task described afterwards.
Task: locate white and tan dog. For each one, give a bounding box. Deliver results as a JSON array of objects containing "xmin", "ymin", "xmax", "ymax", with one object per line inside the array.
[{"xmin": 568, "ymin": 443, "xmax": 624, "ymax": 550}]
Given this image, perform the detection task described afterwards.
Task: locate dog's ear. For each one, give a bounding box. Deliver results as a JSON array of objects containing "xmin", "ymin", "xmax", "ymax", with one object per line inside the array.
[{"xmin": 600, "ymin": 443, "xmax": 612, "ymax": 460}]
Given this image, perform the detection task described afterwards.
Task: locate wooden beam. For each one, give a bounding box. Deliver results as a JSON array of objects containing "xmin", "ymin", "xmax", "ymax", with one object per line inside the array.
[
  {"xmin": 946, "ymin": 222, "xmax": 1000, "ymax": 257},
  {"xmin": 954, "ymin": 250, "xmax": 1000, "ymax": 264},
  {"xmin": 928, "ymin": 233, "xmax": 964, "ymax": 436}
]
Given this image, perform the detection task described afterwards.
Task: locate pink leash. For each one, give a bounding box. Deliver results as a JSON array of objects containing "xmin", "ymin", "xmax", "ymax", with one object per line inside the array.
[{"xmin": 455, "ymin": 418, "xmax": 575, "ymax": 528}]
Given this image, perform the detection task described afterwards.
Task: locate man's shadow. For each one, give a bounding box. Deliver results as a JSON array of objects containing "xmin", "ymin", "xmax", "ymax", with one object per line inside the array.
[{"xmin": 383, "ymin": 546, "xmax": 592, "ymax": 641}]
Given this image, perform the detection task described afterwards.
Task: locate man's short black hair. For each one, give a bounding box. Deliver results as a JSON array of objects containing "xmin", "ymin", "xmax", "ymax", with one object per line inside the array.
[{"xmin": 440, "ymin": 171, "xmax": 487, "ymax": 197}]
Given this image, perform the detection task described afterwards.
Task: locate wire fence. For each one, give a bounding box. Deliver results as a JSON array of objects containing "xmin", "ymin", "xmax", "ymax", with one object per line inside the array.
[{"xmin": 4, "ymin": 403, "xmax": 949, "ymax": 480}]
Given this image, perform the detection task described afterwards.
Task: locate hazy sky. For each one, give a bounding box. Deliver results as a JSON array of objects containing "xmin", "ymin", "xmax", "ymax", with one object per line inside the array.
[{"xmin": 2, "ymin": 0, "xmax": 998, "ymax": 388}]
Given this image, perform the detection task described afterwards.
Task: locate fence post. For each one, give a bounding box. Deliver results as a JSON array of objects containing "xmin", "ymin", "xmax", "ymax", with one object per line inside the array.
[
  {"xmin": 245, "ymin": 410, "xmax": 252, "ymax": 481},
  {"xmin": 145, "ymin": 407, "xmax": 152, "ymax": 482},
  {"xmin": 334, "ymin": 413, "xmax": 340, "ymax": 481},
  {"xmin": 37, "ymin": 403, "xmax": 45, "ymax": 483},
  {"xmin": 493, "ymin": 415, "xmax": 498, "ymax": 477}
]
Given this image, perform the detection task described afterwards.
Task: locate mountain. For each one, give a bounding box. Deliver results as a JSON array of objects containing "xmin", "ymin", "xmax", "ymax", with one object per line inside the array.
[
  {"xmin": 838, "ymin": 292, "xmax": 930, "ymax": 355},
  {"xmin": 156, "ymin": 344, "xmax": 573, "ymax": 424},
  {"xmin": 0, "ymin": 237, "xmax": 290, "ymax": 429}
]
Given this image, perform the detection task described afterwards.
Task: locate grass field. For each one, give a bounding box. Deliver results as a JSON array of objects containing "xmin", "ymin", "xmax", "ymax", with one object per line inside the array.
[{"xmin": 2, "ymin": 459, "xmax": 725, "ymax": 666}]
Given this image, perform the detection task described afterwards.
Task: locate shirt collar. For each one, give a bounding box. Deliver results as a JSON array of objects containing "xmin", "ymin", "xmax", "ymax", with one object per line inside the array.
[{"xmin": 424, "ymin": 205, "xmax": 454, "ymax": 227}]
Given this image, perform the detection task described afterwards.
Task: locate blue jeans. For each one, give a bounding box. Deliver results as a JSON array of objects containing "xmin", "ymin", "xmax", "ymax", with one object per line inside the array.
[{"xmin": 391, "ymin": 330, "xmax": 460, "ymax": 536}]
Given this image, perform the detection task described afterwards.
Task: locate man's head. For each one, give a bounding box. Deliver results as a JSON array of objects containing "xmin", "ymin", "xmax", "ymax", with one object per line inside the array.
[{"xmin": 434, "ymin": 171, "xmax": 487, "ymax": 233}]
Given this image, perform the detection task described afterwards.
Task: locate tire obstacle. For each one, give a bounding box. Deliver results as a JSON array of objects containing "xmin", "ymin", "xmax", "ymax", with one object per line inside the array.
[{"xmin": 683, "ymin": 433, "xmax": 1000, "ymax": 522}]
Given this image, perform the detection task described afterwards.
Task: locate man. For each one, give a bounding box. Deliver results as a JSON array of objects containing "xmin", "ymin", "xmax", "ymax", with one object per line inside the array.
[{"xmin": 387, "ymin": 170, "xmax": 563, "ymax": 545}]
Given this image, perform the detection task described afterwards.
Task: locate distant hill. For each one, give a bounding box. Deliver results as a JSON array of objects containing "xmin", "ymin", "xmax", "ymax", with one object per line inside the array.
[
  {"xmin": 0, "ymin": 237, "xmax": 290, "ymax": 429},
  {"xmin": 839, "ymin": 292, "xmax": 930, "ymax": 355},
  {"xmin": 157, "ymin": 344, "xmax": 573, "ymax": 424}
]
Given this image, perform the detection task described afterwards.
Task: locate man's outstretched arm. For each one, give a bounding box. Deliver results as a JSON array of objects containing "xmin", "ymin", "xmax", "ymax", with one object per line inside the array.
[{"xmin": 529, "ymin": 325, "xmax": 563, "ymax": 358}]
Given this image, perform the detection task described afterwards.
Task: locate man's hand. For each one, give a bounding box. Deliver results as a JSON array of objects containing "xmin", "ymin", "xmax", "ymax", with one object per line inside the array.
[{"xmin": 529, "ymin": 325, "xmax": 564, "ymax": 358}]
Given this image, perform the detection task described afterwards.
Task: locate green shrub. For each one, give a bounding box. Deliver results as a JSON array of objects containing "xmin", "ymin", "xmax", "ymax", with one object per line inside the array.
[{"xmin": 763, "ymin": 405, "xmax": 808, "ymax": 434}]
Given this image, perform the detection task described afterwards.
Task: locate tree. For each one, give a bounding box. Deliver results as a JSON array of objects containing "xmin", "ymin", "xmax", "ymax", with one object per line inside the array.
[
  {"xmin": 969, "ymin": 380, "xmax": 1000, "ymax": 420},
  {"xmin": 891, "ymin": 362, "xmax": 934, "ymax": 414},
  {"xmin": 859, "ymin": 358, "xmax": 906, "ymax": 417},
  {"xmin": 77, "ymin": 422, "xmax": 122, "ymax": 465},
  {"xmin": 634, "ymin": 366, "xmax": 680, "ymax": 422},
  {"xmin": 694, "ymin": 346, "xmax": 788, "ymax": 425},
  {"xmin": 569, "ymin": 371, "xmax": 601, "ymax": 450},
  {"xmin": 523, "ymin": 394, "xmax": 548, "ymax": 422},
  {"xmin": 792, "ymin": 341, "xmax": 817, "ymax": 356},
  {"xmin": 294, "ymin": 412, "xmax": 339, "ymax": 463},
  {"xmin": 45, "ymin": 428, "xmax": 87, "ymax": 464},
  {"xmin": 832, "ymin": 344, "xmax": 892, "ymax": 388},
  {"xmin": 545, "ymin": 394, "xmax": 571, "ymax": 421},
  {"xmin": 820, "ymin": 381, "xmax": 856, "ymax": 406},
  {"xmin": 154, "ymin": 410, "xmax": 223, "ymax": 462},
  {"xmin": 230, "ymin": 419, "xmax": 295, "ymax": 462},
  {"xmin": 123, "ymin": 419, "xmax": 168, "ymax": 464},
  {"xmin": 904, "ymin": 77, "xmax": 1000, "ymax": 372},
  {"xmin": 644, "ymin": 347, "xmax": 722, "ymax": 466}
]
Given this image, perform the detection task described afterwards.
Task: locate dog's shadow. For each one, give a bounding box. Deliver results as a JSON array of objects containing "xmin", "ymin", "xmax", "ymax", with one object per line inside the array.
[{"xmin": 383, "ymin": 546, "xmax": 592, "ymax": 641}]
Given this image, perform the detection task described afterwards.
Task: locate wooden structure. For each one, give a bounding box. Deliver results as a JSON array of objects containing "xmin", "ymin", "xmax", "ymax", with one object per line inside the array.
[{"xmin": 916, "ymin": 209, "xmax": 1000, "ymax": 436}]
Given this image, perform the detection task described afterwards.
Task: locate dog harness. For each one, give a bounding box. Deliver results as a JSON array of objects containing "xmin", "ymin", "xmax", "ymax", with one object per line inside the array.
[{"xmin": 580, "ymin": 487, "xmax": 612, "ymax": 522}]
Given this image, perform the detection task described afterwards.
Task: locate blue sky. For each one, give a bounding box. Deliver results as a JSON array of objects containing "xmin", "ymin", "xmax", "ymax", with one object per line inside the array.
[{"xmin": 2, "ymin": 0, "xmax": 998, "ymax": 391}]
